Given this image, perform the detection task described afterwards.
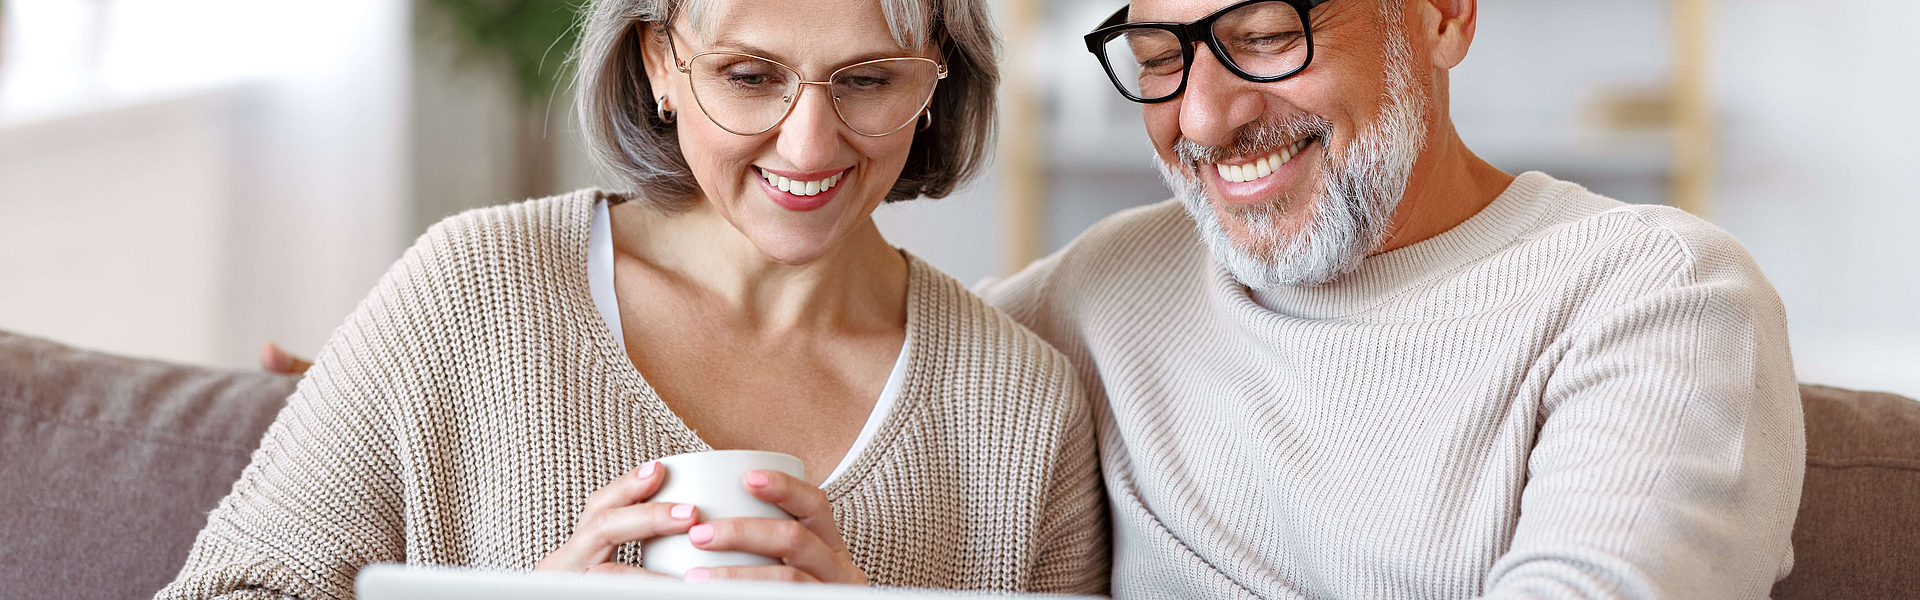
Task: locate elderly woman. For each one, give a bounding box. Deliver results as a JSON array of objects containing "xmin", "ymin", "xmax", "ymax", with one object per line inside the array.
[{"xmin": 156, "ymin": 0, "xmax": 1107, "ymax": 597}]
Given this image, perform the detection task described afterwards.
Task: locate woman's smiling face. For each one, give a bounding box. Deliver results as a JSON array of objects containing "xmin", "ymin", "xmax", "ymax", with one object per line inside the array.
[{"xmin": 642, "ymin": 0, "xmax": 936, "ymax": 265}]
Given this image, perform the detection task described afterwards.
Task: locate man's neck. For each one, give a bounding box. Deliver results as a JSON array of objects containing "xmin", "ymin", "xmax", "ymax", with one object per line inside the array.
[{"xmin": 1374, "ymin": 124, "xmax": 1515, "ymax": 255}]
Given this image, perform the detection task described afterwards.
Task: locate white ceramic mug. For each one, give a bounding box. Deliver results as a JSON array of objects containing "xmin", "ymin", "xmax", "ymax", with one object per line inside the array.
[{"xmin": 639, "ymin": 450, "xmax": 805, "ymax": 577}]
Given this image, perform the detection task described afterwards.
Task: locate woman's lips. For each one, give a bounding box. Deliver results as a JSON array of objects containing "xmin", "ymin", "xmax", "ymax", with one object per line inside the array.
[
  {"xmin": 1205, "ymin": 136, "xmax": 1317, "ymax": 206},
  {"xmin": 756, "ymin": 167, "xmax": 851, "ymax": 212}
]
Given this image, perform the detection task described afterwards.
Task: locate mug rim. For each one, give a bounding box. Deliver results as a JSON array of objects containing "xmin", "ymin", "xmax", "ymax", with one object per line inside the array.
[{"xmin": 654, "ymin": 449, "xmax": 800, "ymax": 462}]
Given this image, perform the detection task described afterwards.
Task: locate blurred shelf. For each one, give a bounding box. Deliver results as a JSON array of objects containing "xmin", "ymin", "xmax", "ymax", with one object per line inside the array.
[{"xmin": 1460, "ymin": 120, "xmax": 1675, "ymax": 180}]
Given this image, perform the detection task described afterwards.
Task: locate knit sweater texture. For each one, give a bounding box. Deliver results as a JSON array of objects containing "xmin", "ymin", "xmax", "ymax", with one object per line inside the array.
[
  {"xmin": 980, "ymin": 172, "xmax": 1804, "ymax": 599},
  {"xmin": 158, "ymin": 190, "xmax": 1110, "ymax": 599}
]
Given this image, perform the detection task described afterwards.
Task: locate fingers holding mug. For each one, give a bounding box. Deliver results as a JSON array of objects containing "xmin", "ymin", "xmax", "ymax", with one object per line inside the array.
[
  {"xmin": 639, "ymin": 450, "xmax": 811, "ymax": 578},
  {"xmin": 740, "ymin": 470, "xmax": 852, "ymax": 555},
  {"xmin": 582, "ymin": 461, "xmax": 668, "ymax": 514},
  {"xmin": 536, "ymin": 462, "xmax": 695, "ymax": 574},
  {"xmin": 687, "ymin": 517, "xmax": 866, "ymax": 585}
]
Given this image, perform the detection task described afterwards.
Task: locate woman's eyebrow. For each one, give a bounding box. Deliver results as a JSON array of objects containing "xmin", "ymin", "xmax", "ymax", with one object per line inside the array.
[
  {"xmin": 703, "ymin": 35, "xmax": 778, "ymax": 58},
  {"xmin": 707, "ymin": 35, "xmax": 925, "ymax": 69}
]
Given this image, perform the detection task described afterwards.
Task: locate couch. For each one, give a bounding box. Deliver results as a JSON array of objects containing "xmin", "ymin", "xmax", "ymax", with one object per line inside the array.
[{"xmin": 2, "ymin": 330, "xmax": 1916, "ymax": 598}]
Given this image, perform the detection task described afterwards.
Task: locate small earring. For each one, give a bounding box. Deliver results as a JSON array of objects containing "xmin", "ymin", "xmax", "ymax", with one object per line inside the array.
[
  {"xmin": 656, "ymin": 97, "xmax": 676, "ymax": 124},
  {"xmin": 916, "ymin": 108, "xmax": 933, "ymax": 132}
]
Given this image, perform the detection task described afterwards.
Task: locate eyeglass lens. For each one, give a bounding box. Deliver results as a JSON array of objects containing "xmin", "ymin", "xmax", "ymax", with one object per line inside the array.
[
  {"xmin": 1099, "ymin": 1, "xmax": 1308, "ymax": 100},
  {"xmin": 685, "ymin": 54, "xmax": 942, "ymax": 136}
]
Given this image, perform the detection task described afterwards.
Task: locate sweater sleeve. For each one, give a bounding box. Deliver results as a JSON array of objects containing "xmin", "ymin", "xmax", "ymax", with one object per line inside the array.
[
  {"xmin": 1482, "ymin": 239, "xmax": 1804, "ymax": 599},
  {"xmin": 156, "ymin": 276, "xmax": 416, "ymax": 599},
  {"xmin": 1024, "ymin": 368, "xmax": 1112, "ymax": 596}
]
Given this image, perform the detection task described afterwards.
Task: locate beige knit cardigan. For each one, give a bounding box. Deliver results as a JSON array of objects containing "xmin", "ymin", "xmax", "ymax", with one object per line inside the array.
[{"xmin": 157, "ymin": 191, "xmax": 1110, "ymax": 599}]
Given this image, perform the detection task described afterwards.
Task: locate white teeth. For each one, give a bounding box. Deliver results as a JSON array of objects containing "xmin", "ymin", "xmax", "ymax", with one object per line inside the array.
[
  {"xmin": 758, "ymin": 168, "xmax": 844, "ymax": 197},
  {"xmin": 1212, "ymin": 137, "xmax": 1315, "ymax": 183}
]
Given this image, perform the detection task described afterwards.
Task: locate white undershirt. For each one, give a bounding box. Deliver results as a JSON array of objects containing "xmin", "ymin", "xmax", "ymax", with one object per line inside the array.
[{"xmin": 590, "ymin": 199, "xmax": 907, "ymax": 485}]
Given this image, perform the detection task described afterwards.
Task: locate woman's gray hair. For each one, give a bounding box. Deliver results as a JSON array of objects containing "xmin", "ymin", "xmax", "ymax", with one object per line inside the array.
[{"xmin": 574, "ymin": 0, "xmax": 999, "ymax": 208}]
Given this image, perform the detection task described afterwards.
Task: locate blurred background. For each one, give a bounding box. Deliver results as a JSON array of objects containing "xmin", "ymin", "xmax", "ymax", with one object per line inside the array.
[{"xmin": 1, "ymin": 0, "xmax": 1915, "ymax": 397}]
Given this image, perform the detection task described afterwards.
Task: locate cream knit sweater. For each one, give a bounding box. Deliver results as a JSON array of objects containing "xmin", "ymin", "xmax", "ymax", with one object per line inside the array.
[
  {"xmin": 981, "ymin": 173, "xmax": 1804, "ymax": 599},
  {"xmin": 158, "ymin": 191, "xmax": 1109, "ymax": 599}
]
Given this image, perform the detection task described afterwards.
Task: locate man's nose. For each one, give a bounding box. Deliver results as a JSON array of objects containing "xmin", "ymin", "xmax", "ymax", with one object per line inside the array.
[
  {"xmin": 1177, "ymin": 47, "xmax": 1267, "ymax": 148},
  {"xmin": 775, "ymin": 83, "xmax": 843, "ymax": 171}
]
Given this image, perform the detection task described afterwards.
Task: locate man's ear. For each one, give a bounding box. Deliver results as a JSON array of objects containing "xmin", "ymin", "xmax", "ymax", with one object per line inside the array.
[{"xmin": 1417, "ymin": 0, "xmax": 1477, "ymax": 70}]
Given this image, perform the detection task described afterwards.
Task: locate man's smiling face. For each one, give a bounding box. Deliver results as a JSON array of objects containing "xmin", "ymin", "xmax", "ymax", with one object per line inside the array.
[{"xmin": 1134, "ymin": 0, "xmax": 1434, "ymax": 288}]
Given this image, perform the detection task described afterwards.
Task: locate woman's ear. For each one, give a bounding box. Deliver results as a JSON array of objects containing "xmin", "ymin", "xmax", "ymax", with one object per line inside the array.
[{"xmin": 638, "ymin": 24, "xmax": 678, "ymax": 109}]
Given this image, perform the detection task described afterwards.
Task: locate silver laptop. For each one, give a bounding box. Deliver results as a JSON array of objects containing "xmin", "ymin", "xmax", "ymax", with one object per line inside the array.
[{"xmin": 356, "ymin": 564, "xmax": 1095, "ymax": 599}]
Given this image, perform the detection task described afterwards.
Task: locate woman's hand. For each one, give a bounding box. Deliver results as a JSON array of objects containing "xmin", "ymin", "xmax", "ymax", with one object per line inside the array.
[
  {"xmin": 535, "ymin": 462, "xmax": 691, "ymax": 576},
  {"xmin": 680, "ymin": 470, "xmax": 868, "ymax": 585},
  {"xmin": 534, "ymin": 463, "xmax": 866, "ymax": 585}
]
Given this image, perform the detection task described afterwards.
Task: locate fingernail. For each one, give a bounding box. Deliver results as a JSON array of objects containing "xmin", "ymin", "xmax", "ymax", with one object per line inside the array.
[
  {"xmin": 262, "ymin": 345, "xmax": 288, "ymax": 370},
  {"xmin": 684, "ymin": 568, "xmax": 710, "ymax": 582},
  {"xmin": 745, "ymin": 471, "xmax": 770, "ymax": 488},
  {"xmin": 688, "ymin": 524, "xmax": 714, "ymax": 544},
  {"xmin": 637, "ymin": 462, "xmax": 657, "ymax": 479},
  {"xmin": 670, "ymin": 504, "xmax": 695, "ymax": 520}
]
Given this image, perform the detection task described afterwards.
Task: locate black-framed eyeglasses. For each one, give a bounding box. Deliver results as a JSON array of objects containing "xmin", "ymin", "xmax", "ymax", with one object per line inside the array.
[{"xmin": 1084, "ymin": 0, "xmax": 1332, "ymax": 104}]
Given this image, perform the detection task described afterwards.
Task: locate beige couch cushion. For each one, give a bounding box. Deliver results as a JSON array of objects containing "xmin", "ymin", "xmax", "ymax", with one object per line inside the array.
[
  {"xmin": 0, "ymin": 331, "xmax": 293, "ymax": 599},
  {"xmin": 1772, "ymin": 384, "xmax": 1920, "ymax": 599}
]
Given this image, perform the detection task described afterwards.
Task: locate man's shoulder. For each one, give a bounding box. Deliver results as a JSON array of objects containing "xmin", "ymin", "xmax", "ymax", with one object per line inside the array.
[
  {"xmin": 1065, "ymin": 198, "xmax": 1196, "ymax": 257},
  {"xmin": 1480, "ymin": 177, "xmax": 1780, "ymax": 337},
  {"xmin": 976, "ymin": 199, "xmax": 1210, "ymax": 356},
  {"xmin": 981, "ymin": 199, "xmax": 1199, "ymax": 302},
  {"xmin": 1522, "ymin": 181, "xmax": 1763, "ymax": 287}
]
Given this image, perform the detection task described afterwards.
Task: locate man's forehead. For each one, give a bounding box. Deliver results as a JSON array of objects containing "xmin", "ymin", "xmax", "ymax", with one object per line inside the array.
[{"xmin": 1125, "ymin": 0, "xmax": 1244, "ymax": 23}]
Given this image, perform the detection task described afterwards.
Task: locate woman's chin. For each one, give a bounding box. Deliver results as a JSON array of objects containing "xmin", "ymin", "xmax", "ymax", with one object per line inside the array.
[{"xmin": 735, "ymin": 193, "xmax": 876, "ymax": 266}]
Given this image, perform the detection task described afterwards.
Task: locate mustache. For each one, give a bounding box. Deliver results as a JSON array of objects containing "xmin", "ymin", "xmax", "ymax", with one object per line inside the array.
[{"xmin": 1171, "ymin": 115, "xmax": 1334, "ymax": 169}]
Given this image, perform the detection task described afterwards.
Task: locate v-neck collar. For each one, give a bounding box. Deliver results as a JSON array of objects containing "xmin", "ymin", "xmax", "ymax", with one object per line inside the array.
[{"xmin": 578, "ymin": 193, "xmax": 918, "ymax": 498}]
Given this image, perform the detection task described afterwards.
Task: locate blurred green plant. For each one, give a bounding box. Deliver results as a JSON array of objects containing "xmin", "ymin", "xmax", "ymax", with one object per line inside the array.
[{"xmin": 423, "ymin": 0, "xmax": 584, "ymax": 101}]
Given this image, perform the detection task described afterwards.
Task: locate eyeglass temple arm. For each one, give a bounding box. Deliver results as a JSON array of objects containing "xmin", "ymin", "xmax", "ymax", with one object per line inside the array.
[{"xmin": 664, "ymin": 30, "xmax": 692, "ymax": 73}]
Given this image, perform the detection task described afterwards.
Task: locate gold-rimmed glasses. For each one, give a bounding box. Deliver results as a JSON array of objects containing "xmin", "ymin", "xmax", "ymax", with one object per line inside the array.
[{"xmin": 667, "ymin": 31, "xmax": 948, "ymax": 137}]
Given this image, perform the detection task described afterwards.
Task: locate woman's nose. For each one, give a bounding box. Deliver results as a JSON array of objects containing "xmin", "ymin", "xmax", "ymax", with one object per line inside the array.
[{"xmin": 775, "ymin": 84, "xmax": 843, "ymax": 171}]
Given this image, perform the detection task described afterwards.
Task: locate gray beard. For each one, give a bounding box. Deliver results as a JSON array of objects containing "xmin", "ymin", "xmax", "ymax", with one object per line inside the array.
[{"xmin": 1155, "ymin": 28, "xmax": 1429, "ymax": 290}]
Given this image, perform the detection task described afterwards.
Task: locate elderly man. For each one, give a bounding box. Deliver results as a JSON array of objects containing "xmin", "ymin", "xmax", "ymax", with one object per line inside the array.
[{"xmin": 977, "ymin": 0, "xmax": 1803, "ymax": 598}]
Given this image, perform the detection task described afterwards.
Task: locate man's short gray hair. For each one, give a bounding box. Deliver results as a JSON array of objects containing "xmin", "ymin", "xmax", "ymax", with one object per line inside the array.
[{"xmin": 574, "ymin": 0, "xmax": 999, "ymax": 208}]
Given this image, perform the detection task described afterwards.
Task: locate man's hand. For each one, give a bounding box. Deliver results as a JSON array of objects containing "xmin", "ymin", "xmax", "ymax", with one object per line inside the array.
[{"xmin": 259, "ymin": 343, "xmax": 313, "ymax": 375}]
